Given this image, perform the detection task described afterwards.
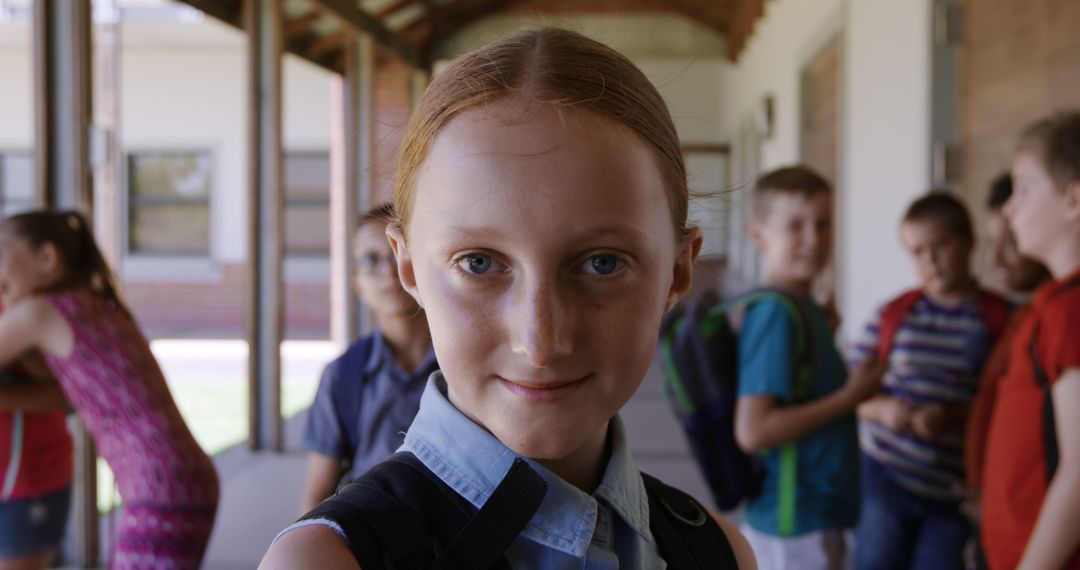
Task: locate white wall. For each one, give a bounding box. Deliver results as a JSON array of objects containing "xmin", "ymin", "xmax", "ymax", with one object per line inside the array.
[
  {"xmin": 0, "ymin": 23, "xmax": 33, "ymax": 150},
  {"xmin": 716, "ymin": 0, "xmax": 844, "ymax": 175},
  {"xmin": 711, "ymin": 0, "xmax": 933, "ymax": 341},
  {"xmin": 0, "ymin": 17, "xmax": 334, "ymax": 278},
  {"xmin": 838, "ymin": 0, "xmax": 932, "ymax": 339},
  {"xmin": 120, "ymin": 24, "xmax": 332, "ymax": 267}
]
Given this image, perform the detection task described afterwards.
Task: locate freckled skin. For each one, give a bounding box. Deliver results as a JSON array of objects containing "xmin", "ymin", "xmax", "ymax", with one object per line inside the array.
[{"xmin": 387, "ymin": 98, "xmax": 699, "ymax": 481}]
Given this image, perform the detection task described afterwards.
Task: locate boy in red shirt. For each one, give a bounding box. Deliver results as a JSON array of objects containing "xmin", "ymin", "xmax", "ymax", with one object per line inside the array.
[{"xmin": 982, "ymin": 110, "xmax": 1080, "ymax": 569}]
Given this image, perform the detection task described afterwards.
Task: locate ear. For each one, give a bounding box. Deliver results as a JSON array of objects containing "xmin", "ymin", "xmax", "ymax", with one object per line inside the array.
[
  {"xmin": 665, "ymin": 226, "xmax": 704, "ymax": 312},
  {"xmin": 385, "ymin": 224, "xmax": 422, "ymax": 308},
  {"xmin": 1065, "ymin": 180, "xmax": 1080, "ymax": 221},
  {"xmin": 35, "ymin": 242, "xmax": 61, "ymax": 275},
  {"xmin": 747, "ymin": 217, "xmax": 765, "ymax": 249}
]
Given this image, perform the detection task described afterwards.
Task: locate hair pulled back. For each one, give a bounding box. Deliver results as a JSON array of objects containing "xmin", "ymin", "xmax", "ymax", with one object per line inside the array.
[
  {"xmin": 4, "ymin": 210, "xmax": 129, "ymax": 316},
  {"xmin": 393, "ymin": 27, "xmax": 688, "ymax": 237}
]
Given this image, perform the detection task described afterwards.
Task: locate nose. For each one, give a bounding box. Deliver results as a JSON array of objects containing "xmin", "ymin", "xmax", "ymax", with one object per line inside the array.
[
  {"xmin": 509, "ymin": 276, "xmax": 574, "ymax": 368},
  {"xmin": 1001, "ymin": 194, "xmax": 1017, "ymax": 221}
]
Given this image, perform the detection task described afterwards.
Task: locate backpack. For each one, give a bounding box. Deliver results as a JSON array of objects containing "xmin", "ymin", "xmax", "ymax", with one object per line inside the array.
[
  {"xmin": 874, "ymin": 288, "xmax": 1011, "ymax": 362},
  {"xmin": 1027, "ymin": 276, "xmax": 1080, "ymax": 482},
  {"xmin": 299, "ymin": 451, "xmax": 738, "ymax": 569},
  {"xmin": 657, "ymin": 289, "xmax": 815, "ymax": 527}
]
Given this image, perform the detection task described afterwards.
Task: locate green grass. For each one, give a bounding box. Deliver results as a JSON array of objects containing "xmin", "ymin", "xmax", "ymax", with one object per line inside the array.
[{"xmin": 96, "ymin": 368, "xmax": 320, "ymax": 512}]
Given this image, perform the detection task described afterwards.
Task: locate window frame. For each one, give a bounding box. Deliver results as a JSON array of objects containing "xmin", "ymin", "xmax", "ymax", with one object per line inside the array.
[
  {"xmin": 283, "ymin": 150, "xmax": 331, "ymax": 258},
  {"xmin": 125, "ymin": 149, "xmax": 214, "ymax": 257}
]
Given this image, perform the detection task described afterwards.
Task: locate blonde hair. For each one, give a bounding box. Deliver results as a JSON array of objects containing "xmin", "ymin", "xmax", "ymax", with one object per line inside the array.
[{"xmin": 393, "ymin": 27, "xmax": 687, "ymax": 237}]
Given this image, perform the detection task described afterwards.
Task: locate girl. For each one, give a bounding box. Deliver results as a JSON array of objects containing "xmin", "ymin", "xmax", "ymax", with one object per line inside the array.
[
  {"xmin": 982, "ymin": 110, "xmax": 1080, "ymax": 570},
  {"xmin": 262, "ymin": 27, "xmax": 755, "ymax": 569},
  {"xmin": 0, "ymin": 211, "xmax": 219, "ymax": 569},
  {"xmin": 0, "ymin": 354, "xmax": 72, "ymax": 570}
]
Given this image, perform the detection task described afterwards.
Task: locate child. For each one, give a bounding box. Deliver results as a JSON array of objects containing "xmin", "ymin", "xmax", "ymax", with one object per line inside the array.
[
  {"xmin": 0, "ymin": 211, "xmax": 219, "ymax": 569},
  {"xmin": 851, "ymin": 192, "xmax": 1009, "ymax": 569},
  {"xmin": 298, "ymin": 202, "xmax": 437, "ymax": 513},
  {"xmin": 0, "ymin": 355, "xmax": 72, "ymax": 570},
  {"xmin": 736, "ymin": 166, "xmax": 883, "ymax": 569},
  {"xmin": 982, "ymin": 111, "xmax": 1080, "ymax": 569},
  {"xmin": 965, "ymin": 173, "xmax": 1050, "ymax": 492},
  {"xmin": 261, "ymin": 27, "xmax": 756, "ymax": 568}
]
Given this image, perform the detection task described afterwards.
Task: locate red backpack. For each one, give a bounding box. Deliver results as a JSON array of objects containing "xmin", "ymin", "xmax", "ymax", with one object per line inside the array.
[{"xmin": 875, "ymin": 288, "xmax": 1012, "ymax": 360}]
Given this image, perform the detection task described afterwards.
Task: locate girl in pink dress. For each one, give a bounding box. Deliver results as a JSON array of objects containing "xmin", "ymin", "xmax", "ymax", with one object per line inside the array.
[{"xmin": 0, "ymin": 210, "xmax": 219, "ymax": 569}]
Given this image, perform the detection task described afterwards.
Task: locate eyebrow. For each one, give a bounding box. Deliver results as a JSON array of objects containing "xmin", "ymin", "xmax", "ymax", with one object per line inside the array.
[{"xmin": 442, "ymin": 225, "xmax": 652, "ymax": 243}]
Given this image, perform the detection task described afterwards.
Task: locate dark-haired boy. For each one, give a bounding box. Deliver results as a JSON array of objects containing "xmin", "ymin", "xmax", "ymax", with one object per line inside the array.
[
  {"xmin": 736, "ymin": 166, "xmax": 884, "ymax": 569},
  {"xmin": 851, "ymin": 192, "xmax": 1010, "ymax": 569},
  {"xmin": 298, "ymin": 203, "xmax": 437, "ymax": 513}
]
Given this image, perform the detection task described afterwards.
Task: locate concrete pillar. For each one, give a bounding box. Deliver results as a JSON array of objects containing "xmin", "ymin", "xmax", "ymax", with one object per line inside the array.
[{"xmin": 245, "ymin": 0, "xmax": 285, "ymax": 452}]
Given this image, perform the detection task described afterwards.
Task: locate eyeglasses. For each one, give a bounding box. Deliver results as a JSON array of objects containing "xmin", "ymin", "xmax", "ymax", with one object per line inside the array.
[{"xmin": 356, "ymin": 253, "xmax": 396, "ymax": 274}]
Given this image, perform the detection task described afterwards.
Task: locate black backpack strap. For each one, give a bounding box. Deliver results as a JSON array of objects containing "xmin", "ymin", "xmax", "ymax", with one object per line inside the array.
[
  {"xmin": 436, "ymin": 457, "xmax": 547, "ymax": 569},
  {"xmin": 1027, "ymin": 275, "xmax": 1080, "ymax": 482},
  {"xmin": 1029, "ymin": 331, "xmax": 1059, "ymax": 481},
  {"xmin": 642, "ymin": 473, "xmax": 739, "ymax": 569},
  {"xmin": 298, "ymin": 451, "xmax": 547, "ymax": 570}
]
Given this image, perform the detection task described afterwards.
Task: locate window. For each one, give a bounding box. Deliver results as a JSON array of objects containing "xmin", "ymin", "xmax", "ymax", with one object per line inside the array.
[
  {"xmin": 127, "ymin": 152, "xmax": 211, "ymax": 255},
  {"xmin": 284, "ymin": 152, "xmax": 330, "ymax": 256},
  {"xmin": 0, "ymin": 152, "xmax": 36, "ymax": 218}
]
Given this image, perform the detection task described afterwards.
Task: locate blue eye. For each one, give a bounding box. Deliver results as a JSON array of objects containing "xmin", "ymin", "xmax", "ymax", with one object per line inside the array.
[
  {"xmin": 586, "ymin": 254, "xmax": 620, "ymax": 275},
  {"xmin": 461, "ymin": 254, "xmax": 494, "ymax": 275}
]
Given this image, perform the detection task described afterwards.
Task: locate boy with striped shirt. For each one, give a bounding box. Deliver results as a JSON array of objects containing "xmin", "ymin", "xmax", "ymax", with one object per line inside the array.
[{"xmin": 850, "ymin": 192, "xmax": 1009, "ymax": 569}]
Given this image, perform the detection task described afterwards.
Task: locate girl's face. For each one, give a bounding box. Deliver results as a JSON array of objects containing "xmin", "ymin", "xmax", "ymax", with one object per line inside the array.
[
  {"xmin": 0, "ymin": 227, "xmax": 56, "ymax": 306},
  {"xmin": 1006, "ymin": 150, "xmax": 1072, "ymax": 264},
  {"xmin": 389, "ymin": 98, "xmax": 699, "ymax": 462}
]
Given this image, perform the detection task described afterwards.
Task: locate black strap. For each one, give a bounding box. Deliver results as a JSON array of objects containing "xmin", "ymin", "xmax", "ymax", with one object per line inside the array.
[
  {"xmin": 643, "ymin": 473, "xmax": 739, "ymax": 569},
  {"xmin": 303, "ymin": 454, "xmax": 739, "ymax": 568},
  {"xmin": 1027, "ymin": 275, "xmax": 1080, "ymax": 482},
  {"xmin": 300, "ymin": 452, "xmax": 546, "ymax": 569},
  {"xmin": 435, "ymin": 457, "xmax": 547, "ymax": 569},
  {"xmin": 1030, "ymin": 329, "xmax": 1060, "ymax": 481}
]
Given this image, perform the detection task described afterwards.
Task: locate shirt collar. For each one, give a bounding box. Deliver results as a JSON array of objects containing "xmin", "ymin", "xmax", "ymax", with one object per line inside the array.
[
  {"xmin": 402, "ymin": 374, "xmax": 653, "ymax": 558},
  {"xmin": 363, "ymin": 329, "xmax": 437, "ymax": 378},
  {"xmin": 1036, "ymin": 265, "xmax": 1080, "ymax": 306}
]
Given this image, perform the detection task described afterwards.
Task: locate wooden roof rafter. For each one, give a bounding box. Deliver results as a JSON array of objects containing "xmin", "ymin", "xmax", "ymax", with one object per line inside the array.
[
  {"xmin": 308, "ymin": 0, "xmax": 423, "ymax": 67},
  {"xmin": 179, "ymin": 0, "xmax": 244, "ymax": 27},
  {"xmin": 667, "ymin": 0, "xmax": 728, "ymax": 36},
  {"xmin": 376, "ymin": 0, "xmax": 417, "ymax": 18}
]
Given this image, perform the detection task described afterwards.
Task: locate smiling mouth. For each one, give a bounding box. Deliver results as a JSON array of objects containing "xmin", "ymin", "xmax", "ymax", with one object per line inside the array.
[{"xmin": 497, "ymin": 374, "xmax": 591, "ymax": 402}]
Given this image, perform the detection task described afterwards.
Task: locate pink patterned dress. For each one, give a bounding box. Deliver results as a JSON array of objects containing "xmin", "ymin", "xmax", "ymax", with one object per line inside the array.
[{"xmin": 43, "ymin": 291, "xmax": 219, "ymax": 569}]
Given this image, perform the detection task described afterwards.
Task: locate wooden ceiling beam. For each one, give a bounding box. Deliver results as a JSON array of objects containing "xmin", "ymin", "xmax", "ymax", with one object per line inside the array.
[
  {"xmin": 309, "ymin": 28, "xmax": 354, "ymax": 58},
  {"xmin": 179, "ymin": 0, "xmax": 242, "ymax": 26},
  {"xmin": 375, "ymin": 0, "xmax": 416, "ymax": 19},
  {"xmin": 409, "ymin": 0, "xmax": 514, "ymax": 61},
  {"xmin": 308, "ymin": 0, "xmax": 423, "ymax": 68},
  {"xmin": 284, "ymin": 11, "xmax": 322, "ymax": 39},
  {"xmin": 667, "ymin": 0, "xmax": 726, "ymax": 35}
]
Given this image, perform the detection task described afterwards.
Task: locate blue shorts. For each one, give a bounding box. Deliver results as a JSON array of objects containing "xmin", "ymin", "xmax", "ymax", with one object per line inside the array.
[{"xmin": 0, "ymin": 486, "xmax": 71, "ymax": 558}]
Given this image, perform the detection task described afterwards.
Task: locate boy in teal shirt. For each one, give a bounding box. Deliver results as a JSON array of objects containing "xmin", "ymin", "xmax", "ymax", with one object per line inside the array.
[{"xmin": 736, "ymin": 166, "xmax": 883, "ymax": 569}]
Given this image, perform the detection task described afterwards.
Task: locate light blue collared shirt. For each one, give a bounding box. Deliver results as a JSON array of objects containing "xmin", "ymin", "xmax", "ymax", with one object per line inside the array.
[{"xmin": 281, "ymin": 373, "xmax": 666, "ymax": 569}]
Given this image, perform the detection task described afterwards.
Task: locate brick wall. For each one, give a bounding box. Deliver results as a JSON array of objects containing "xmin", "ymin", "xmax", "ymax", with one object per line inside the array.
[{"xmin": 123, "ymin": 263, "xmax": 330, "ymax": 339}]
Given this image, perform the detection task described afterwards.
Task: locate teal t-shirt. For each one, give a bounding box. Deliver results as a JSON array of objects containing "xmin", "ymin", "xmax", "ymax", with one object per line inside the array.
[{"xmin": 737, "ymin": 296, "xmax": 860, "ymax": 536}]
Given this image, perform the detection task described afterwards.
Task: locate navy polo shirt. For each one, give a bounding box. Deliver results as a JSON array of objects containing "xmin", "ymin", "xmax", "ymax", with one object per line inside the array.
[{"xmin": 302, "ymin": 331, "xmax": 438, "ymax": 482}]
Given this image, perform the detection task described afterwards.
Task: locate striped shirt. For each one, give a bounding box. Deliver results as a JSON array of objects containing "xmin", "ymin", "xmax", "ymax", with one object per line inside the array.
[{"xmin": 849, "ymin": 294, "xmax": 995, "ymax": 501}]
